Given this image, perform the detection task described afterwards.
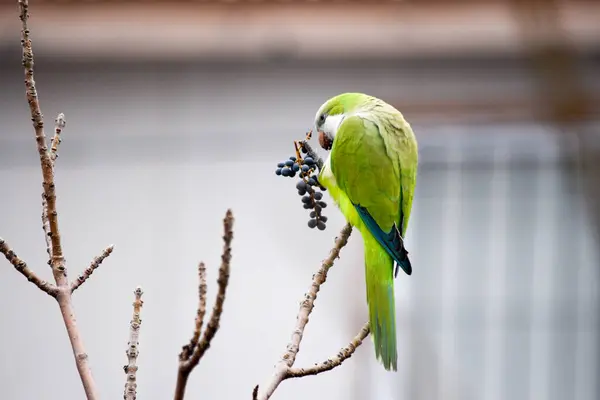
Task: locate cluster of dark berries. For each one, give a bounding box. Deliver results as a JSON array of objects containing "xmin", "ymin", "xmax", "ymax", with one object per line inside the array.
[
  {"xmin": 275, "ymin": 156, "xmax": 301, "ymax": 177},
  {"xmin": 275, "ymin": 154, "xmax": 329, "ymax": 230},
  {"xmin": 296, "ymin": 178, "xmax": 328, "ymax": 230}
]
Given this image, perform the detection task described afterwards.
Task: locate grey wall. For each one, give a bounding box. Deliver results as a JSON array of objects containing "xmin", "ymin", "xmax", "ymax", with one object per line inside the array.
[{"xmin": 1, "ymin": 58, "xmax": 599, "ymax": 400}]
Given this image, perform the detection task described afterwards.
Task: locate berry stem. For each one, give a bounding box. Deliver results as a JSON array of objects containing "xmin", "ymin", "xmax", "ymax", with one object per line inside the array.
[{"xmin": 298, "ymin": 140, "xmax": 324, "ymax": 172}]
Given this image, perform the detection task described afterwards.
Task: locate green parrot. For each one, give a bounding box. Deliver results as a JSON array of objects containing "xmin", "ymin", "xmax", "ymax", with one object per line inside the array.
[{"xmin": 314, "ymin": 92, "xmax": 418, "ymax": 372}]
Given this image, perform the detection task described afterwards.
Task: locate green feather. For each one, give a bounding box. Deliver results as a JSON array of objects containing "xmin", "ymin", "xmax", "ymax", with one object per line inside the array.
[
  {"xmin": 364, "ymin": 232, "xmax": 397, "ymax": 371},
  {"xmin": 317, "ymin": 93, "xmax": 418, "ymax": 372}
]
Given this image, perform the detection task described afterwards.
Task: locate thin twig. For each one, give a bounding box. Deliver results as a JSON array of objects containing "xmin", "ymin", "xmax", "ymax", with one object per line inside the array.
[
  {"xmin": 41, "ymin": 193, "xmax": 52, "ymax": 260},
  {"xmin": 50, "ymin": 113, "xmax": 65, "ymax": 163},
  {"xmin": 174, "ymin": 209, "xmax": 234, "ymax": 400},
  {"xmin": 0, "ymin": 238, "xmax": 57, "ymax": 297},
  {"xmin": 71, "ymin": 245, "xmax": 115, "ymax": 293},
  {"xmin": 179, "ymin": 262, "xmax": 208, "ymax": 361},
  {"xmin": 191, "ymin": 210, "xmax": 233, "ymax": 362},
  {"xmin": 299, "ymin": 140, "xmax": 324, "ymax": 171},
  {"xmin": 287, "ymin": 322, "xmax": 370, "ymax": 377},
  {"xmin": 16, "ymin": 1, "xmax": 100, "ymax": 397},
  {"xmin": 19, "ymin": 0, "xmax": 63, "ymax": 270},
  {"xmin": 253, "ymin": 223, "xmax": 353, "ymax": 400},
  {"xmin": 124, "ymin": 287, "xmax": 144, "ymax": 400},
  {"xmin": 41, "ymin": 114, "xmax": 64, "ymax": 261}
]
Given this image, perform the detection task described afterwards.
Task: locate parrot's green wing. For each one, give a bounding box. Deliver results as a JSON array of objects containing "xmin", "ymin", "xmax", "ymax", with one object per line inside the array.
[
  {"xmin": 329, "ymin": 113, "xmax": 417, "ymax": 371},
  {"xmin": 330, "ymin": 114, "xmax": 414, "ymax": 276}
]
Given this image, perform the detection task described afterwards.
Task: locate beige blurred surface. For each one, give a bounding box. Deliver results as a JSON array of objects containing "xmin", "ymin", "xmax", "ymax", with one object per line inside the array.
[{"xmin": 0, "ymin": 1, "xmax": 599, "ymax": 60}]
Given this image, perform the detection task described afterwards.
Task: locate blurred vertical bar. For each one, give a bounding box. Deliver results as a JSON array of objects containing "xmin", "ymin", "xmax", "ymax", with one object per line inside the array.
[
  {"xmin": 440, "ymin": 139, "xmax": 463, "ymax": 400},
  {"xmin": 484, "ymin": 141, "xmax": 510, "ymax": 400},
  {"xmin": 503, "ymin": 140, "xmax": 539, "ymax": 400},
  {"xmin": 528, "ymin": 153, "xmax": 555, "ymax": 400}
]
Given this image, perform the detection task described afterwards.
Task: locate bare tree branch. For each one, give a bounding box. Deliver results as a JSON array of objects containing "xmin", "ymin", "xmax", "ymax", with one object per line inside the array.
[
  {"xmin": 174, "ymin": 209, "xmax": 234, "ymax": 400},
  {"xmin": 191, "ymin": 262, "xmax": 208, "ymax": 347},
  {"xmin": 41, "ymin": 193, "xmax": 52, "ymax": 260},
  {"xmin": 253, "ymin": 223, "xmax": 353, "ymax": 400},
  {"xmin": 19, "ymin": 0, "xmax": 62, "ymax": 270},
  {"xmin": 287, "ymin": 322, "xmax": 370, "ymax": 378},
  {"xmin": 0, "ymin": 238, "xmax": 57, "ymax": 296},
  {"xmin": 124, "ymin": 286, "xmax": 144, "ymax": 400},
  {"xmin": 41, "ymin": 114, "xmax": 64, "ymax": 260},
  {"xmin": 50, "ymin": 113, "xmax": 65, "ymax": 163},
  {"xmin": 189, "ymin": 213, "xmax": 233, "ymax": 363},
  {"xmin": 10, "ymin": 1, "xmax": 101, "ymax": 397},
  {"xmin": 179, "ymin": 262, "xmax": 208, "ymax": 362},
  {"xmin": 71, "ymin": 245, "xmax": 115, "ymax": 293}
]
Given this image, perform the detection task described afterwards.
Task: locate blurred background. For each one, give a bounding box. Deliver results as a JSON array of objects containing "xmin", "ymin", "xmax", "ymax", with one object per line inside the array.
[{"xmin": 0, "ymin": 0, "xmax": 599, "ymax": 399}]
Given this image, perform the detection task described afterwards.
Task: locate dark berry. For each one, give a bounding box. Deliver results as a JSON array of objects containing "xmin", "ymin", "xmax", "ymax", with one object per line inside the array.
[
  {"xmin": 304, "ymin": 157, "xmax": 314, "ymax": 165},
  {"xmin": 290, "ymin": 171, "xmax": 297, "ymax": 178},
  {"xmin": 320, "ymin": 216, "xmax": 328, "ymax": 222},
  {"xmin": 275, "ymin": 168, "xmax": 282, "ymax": 176},
  {"xmin": 296, "ymin": 181, "xmax": 306, "ymax": 190},
  {"xmin": 307, "ymin": 178, "xmax": 316, "ymax": 186},
  {"xmin": 277, "ymin": 162, "xmax": 285, "ymax": 168},
  {"xmin": 314, "ymin": 192, "xmax": 323, "ymax": 200},
  {"xmin": 318, "ymin": 201, "xmax": 327, "ymax": 208},
  {"xmin": 301, "ymin": 165, "xmax": 310, "ymax": 173},
  {"xmin": 281, "ymin": 167, "xmax": 291, "ymax": 177},
  {"xmin": 301, "ymin": 195, "xmax": 311, "ymax": 204},
  {"xmin": 315, "ymin": 204, "xmax": 322, "ymax": 213},
  {"xmin": 308, "ymin": 219, "xmax": 317, "ymax": 229},
  {"xmin": 317, "ymin": 221, "xmax": 326, "ymax": 230},
  {"xmin": 285, "ymin": 160, "xmax": 294, "ymax": 167},
  {"xmin": 310, "ymin": 211, "xmax": 316, "ymax": 218},
  {"xmin": 292, "ymin": 163, "xmax": 300, "ymax": 172},
  {"xmin": 303, "ymin": 204, "xmax": 312, "ymax": 209},
  {"xmin": 289, "ymin": 156, "xmax": 297, "ymax": 161},
  {"xmin": 298, "ymin": 189, "xmax": 306, "ymax": 196}
]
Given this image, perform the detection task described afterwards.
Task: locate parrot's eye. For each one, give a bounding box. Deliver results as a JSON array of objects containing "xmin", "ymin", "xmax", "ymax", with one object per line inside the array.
[{"xmin": 318, "ymin": 114, "xmax": 326, "ymax": 125}]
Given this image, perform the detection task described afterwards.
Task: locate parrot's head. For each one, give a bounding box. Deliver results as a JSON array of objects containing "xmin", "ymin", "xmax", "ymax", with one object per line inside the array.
[{"xmin": 314, "ymin": 92, "xmax": 369, "ymax": 151}]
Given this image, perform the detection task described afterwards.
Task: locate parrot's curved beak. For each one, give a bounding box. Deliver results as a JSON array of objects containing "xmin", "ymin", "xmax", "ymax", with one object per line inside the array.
[{"xmin": 318, "ymin": 130, "xmax": 333, "ymax": 151}]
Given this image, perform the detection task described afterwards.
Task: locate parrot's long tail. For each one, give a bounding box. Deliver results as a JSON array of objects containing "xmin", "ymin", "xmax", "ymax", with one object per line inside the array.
[{"xmin": 364, "ymin": 232, "xmax": 398, "ymax": 372}]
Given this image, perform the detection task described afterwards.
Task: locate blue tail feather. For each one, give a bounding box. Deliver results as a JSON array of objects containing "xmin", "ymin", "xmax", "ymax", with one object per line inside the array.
[{"xmin": 355, "ymin": 204, "xmax": 412, "ymax": 276}]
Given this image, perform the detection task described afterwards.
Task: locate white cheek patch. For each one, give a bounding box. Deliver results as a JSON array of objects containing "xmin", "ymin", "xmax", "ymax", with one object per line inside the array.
[{"xmin": 322, "ymin": 114, "xmax": 346, "ymax": 138}]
